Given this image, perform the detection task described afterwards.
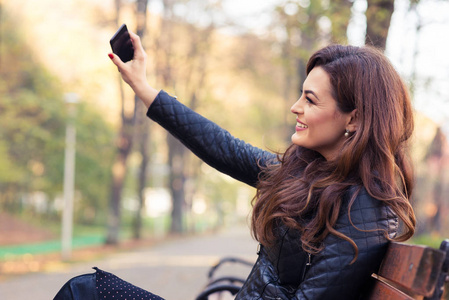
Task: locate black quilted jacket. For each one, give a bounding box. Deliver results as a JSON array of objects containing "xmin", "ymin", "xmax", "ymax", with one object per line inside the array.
[{"xmin": 147, "ymin": 91, "xmax": 399, "ymax": 300}]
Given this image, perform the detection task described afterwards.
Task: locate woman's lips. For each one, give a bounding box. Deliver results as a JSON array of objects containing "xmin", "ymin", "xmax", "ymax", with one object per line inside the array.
[{"xmin": 296, "ymin": 120, "xmax": 308, "ymax": 131}]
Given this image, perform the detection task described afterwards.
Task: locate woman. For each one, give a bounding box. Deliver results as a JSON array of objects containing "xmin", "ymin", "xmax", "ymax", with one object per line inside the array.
[{"xmin": 55, "ymin": 32, "xmax": 415, "ymax": 300}]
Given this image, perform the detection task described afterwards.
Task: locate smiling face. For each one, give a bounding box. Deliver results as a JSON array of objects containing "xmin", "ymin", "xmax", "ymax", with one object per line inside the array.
[{"xmin": 291, "ymin": 67, "xmax": 355, "ymax": 161}]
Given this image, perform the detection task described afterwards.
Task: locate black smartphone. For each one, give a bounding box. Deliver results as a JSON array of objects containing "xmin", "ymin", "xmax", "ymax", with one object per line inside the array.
[{"xmin": 110, "ymin": 24, "xmax": 134, "ymax": 62}]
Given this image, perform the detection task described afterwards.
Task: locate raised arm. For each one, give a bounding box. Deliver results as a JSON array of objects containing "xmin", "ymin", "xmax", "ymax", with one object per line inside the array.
[
  {"xmin": 109, "ymin": 31, "xmax": 276, "ymax": 187},
  {"xmin": 147, "ymin": 90, "xmax": 276, "ymax": 187}
]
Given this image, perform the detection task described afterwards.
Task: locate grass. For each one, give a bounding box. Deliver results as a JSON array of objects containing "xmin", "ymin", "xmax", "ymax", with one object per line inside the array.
[
  {"xmin": 0, "ymin": 215, "xmax": 173, "ymax": 260},
  {"xmin": 0, "ymin": 234, "xmax": 105, "ymax": 260},
  {"xmin": 408, "ymin": 233, "xmax": 446, "ymax": 249}
]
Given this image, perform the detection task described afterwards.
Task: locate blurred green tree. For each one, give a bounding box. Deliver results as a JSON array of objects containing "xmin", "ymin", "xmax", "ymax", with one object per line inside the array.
[
  {"xmin": 0, "ymin": 5, "xmax": 114, "ymax": 224},
  {"xmin": 365, "ymin": 0, "xmax": 395, "ymax": 50}
]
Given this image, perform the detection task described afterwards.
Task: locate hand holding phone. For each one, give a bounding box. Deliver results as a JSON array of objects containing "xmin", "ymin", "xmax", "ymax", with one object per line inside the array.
[
  {"xmin": 108, "ymin": 27, "xmax": 159, "ymax": 109},
  {"xmin": 110, "ymin": 24, "xmax": 134, "ymax": 63}
]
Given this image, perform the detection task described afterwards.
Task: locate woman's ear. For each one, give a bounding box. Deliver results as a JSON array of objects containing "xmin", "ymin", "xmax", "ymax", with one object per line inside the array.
[{"xmin": 346, "ymin": 109, "xmax": 358, "ymax": 132}]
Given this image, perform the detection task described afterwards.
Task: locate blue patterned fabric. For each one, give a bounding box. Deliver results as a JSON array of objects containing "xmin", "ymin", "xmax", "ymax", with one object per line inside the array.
[
  {"xmin": 54, "ymin": 268, "xmax": 164, "ymax": 300},
  {"xmin": 94, "ymin": 268, "xmax": 163, "ymax": 300}
]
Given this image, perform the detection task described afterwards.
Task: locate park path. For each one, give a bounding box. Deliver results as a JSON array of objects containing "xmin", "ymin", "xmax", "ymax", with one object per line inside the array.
[{"xmin": 0, "ymin": 225, "xmax": 258, "ymax": 300}]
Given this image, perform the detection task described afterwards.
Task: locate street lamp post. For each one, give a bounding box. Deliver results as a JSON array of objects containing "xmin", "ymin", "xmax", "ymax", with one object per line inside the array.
[{"xmin": 61, "ymin": 93, "xmax": 79, "ymax": 261}]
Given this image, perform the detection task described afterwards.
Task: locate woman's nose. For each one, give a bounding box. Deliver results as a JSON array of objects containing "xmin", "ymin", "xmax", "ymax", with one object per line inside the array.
[{"xmin": 291, "ymin": 98, "xmax": 303, "ymax": 114}]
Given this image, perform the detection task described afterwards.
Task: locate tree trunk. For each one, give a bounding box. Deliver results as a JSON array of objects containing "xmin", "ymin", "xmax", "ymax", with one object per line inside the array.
[
  {"xmin": 167, "ymin": 135, "xmax": 186, "ymax": 233},
  {"xmin": 426, "ymin": 127, "xmax": 446, "ymax": 233},
  {"xmin": 105, "ymin": 0, "xmax": 136, "ymax": 245},
  {"xmin": 156, "ymin": 0, "xmax": 186, "ymax": 234},
  {"xmin": 132, "ymin": 0, "xmax": 149, "ymax": 240},
  {"xmin": 365, "ymin": 0, "xmax": 395, "ymax": 50},
  {"xmin": 133, "ymin": 101, "xmax": 150, "ymax": 239},
  {"xmin": 105, "ymin": 116, "xmax": 134, "ymax": 244},
  {"xmin": 153, "ymin": 1, "xmax": 216, "ymax": 234}
]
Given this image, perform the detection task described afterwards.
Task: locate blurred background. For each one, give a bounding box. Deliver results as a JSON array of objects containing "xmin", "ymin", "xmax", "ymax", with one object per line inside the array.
[{"xmin": 0, "ymin": 0, "xmax": 448, "ymax": 282}]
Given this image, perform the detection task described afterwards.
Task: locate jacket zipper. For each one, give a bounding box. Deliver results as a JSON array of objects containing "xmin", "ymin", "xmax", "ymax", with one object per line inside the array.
[{"xmin": 301, "ymin": 253, "xmax": 312, "ymax": 282}]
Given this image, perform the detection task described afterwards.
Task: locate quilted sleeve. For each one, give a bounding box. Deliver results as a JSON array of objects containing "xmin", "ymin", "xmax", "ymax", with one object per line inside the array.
[
  {"xmin": 294, "ymin": 189, "xmax": 398, "ymax": 300},
  {"xmin": 146, "ymin": 90, "xmax": 277, "ymax": 188}
]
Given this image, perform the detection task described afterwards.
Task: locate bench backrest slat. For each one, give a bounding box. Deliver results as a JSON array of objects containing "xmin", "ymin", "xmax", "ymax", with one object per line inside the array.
[
  {"xmin": 377, "ymin": 242, "xmax": 446, "ymax": 297},
  {"xmin": 365, "ymin": 241, "xmax": 449, "ymax": 299},
  {"xmin": 428, "ymin": 240, "xmax": 449, "ymax": 300}
]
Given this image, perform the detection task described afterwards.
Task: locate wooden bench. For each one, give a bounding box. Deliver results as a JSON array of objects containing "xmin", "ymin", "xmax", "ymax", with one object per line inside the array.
[
  {"xmin": 366, "ymin": 240, "xmax": 449, "ymax": 300},
  {"xmin": 195, "ymin": 240, "xmax": 449, "ymax": 300}
]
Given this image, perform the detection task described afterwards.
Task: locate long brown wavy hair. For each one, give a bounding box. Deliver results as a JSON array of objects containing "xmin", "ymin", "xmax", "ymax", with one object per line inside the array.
[{"xmin": 251, "ymin": 45, "xmax": 416, "ymax": 260}]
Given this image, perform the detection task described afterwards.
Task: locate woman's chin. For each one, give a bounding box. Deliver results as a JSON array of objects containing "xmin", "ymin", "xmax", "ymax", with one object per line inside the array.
[{"xmin": 291, "ymin": 133, "xmax": 302, "ymax": 147}]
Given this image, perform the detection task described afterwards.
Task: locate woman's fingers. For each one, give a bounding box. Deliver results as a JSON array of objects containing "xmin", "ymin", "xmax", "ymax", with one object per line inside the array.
[
  {"xmin": 129, "ymin": 31, "xmax": 146, "ymax": 60},
  {"xmin": 108, "ymin": 53, "xmax": 125, "ymax": 70}
]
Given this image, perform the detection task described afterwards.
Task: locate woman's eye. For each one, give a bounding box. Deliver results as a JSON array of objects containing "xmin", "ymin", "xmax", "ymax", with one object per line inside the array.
[{"xmin": 300, "ymin": 89, "xmax": 314, "ymax": 104}]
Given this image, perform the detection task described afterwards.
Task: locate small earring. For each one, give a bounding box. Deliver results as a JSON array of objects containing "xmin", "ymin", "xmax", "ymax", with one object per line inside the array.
[{"xmin": 344, "ymin": 129, "xmax": 350, "ymax": 137}]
